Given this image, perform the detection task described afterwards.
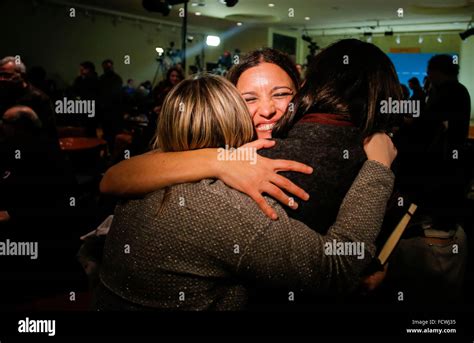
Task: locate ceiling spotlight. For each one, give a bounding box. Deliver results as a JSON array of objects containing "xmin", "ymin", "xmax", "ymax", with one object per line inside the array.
[
  {"xmin": 305, "ymin": 17, "xmax": 310, "ymax": 21},
  {"xmin": 268, "ymin": 3, "xmax": 275, "ymax": 7},
  {"xmin": 437, "ymin": 35, "xmax": 443, "ymax": 43},
  {"xmin": 418, "ymin": 36, "xmax": 423, "ymax": 44},
  {"xmin": 195, "ymin": 11, "xmax": 201, "ymax": 15},
  {"xmin": 237, "ymin": 22, "xmax": 242, "ymax": 26},
  {"xmin": 396, "ymin": 35, "xmax": 401, "ymax": 44},
  {"xmin": 206, "ymin": 35, "xmax": 221, "ymax": 46},
  {"xmin": 220, "ymin": 0, "xmax": 238, "ymax": 7}
]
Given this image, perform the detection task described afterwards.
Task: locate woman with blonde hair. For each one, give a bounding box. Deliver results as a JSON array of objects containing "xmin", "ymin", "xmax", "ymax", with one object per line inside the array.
[
  {"xmin": 94, "ymin": 73, "xmax": 396, "ymax": 310},
  {"xmin": 101, "ymin": 48, "xmax": 305, "ymax": 219}
]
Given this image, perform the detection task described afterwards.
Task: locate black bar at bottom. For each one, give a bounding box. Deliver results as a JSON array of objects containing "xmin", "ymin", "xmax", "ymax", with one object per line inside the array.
[{"xmin": 1, "ymin": 304, "xmax": 473, "ymax": 340}]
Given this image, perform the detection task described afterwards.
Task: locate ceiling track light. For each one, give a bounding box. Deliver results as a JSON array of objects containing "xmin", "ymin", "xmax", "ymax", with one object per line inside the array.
[
  {"xmin": 220, "ymin": 0, "xmax": 238, "ymax": 7},
  {"xmin": 191, "ymin": 0, "xmax": 205, "ymax": 7}
]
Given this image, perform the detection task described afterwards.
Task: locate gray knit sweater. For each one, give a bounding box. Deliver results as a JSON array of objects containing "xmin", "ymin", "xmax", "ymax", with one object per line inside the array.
[
  {"xmin": 261, "ymin": 120, "xmax": 367, "ymax": 233},
  {"xmin": 97, "ymin": 160, "xmax": 394, "ymax": 311}
]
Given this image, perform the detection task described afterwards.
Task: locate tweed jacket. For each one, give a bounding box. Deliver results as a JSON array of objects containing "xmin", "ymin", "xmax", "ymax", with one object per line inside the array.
[{"xmin": 96, "ymin": 160, "xmax": 394, "ymax": 310}]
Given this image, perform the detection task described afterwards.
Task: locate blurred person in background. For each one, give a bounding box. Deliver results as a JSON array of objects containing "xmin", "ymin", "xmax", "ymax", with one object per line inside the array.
[
  {"xmin": 408, "ymin": 77, "xmax": 425, "ymax": 106},
  {"xmin": 99, "ymin": 59, "xmax": 124, "ymax": 152},
  {"xmin": 71, "ymin": 61, "xmax": 100, "ymax": 136},
  {"xmin": 388, "ymin": 54, "xmax": 471, "ymax": 304},
  {"xmin": 0, "ymin": 56, "xmax": 58, "ymax": 141},
  {"xmin": 152, "ymin": 66, "xmax": 184, "ymax": 115}
]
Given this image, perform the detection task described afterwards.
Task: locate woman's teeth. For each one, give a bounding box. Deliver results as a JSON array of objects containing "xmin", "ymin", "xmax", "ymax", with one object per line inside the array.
[{"xmin": 257, "ymin": 123, "xmax": 275, "ymax": 131}]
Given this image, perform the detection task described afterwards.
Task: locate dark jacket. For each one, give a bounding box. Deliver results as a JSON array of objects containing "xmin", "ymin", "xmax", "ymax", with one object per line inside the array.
[{"xmin": 261, "ymin": 113, "xmax": 367, "ymax": 233}]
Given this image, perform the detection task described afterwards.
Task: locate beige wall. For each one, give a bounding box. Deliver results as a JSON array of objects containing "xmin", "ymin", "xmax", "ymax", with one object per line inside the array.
[
  {"xmin": 222, "ymin": 26, "xmax": 269, "ymax": 55},
  {"xmin": 459, "ymin": 37, "xmax": 474, "ymax": 122},
  {"xmin": 0, "ymin": 0, "xmax": 223, "ymax": 87},
  {"xmin": 304, "ymin": 32, "xmax": 461, "ymax": 57}
]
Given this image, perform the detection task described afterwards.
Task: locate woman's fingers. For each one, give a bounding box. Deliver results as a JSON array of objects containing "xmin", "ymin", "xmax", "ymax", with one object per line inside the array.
[
  {"xmin": 363, "ymin": 133, "xmax": 397, "ymax": 168},
  {"xmin": 262, "ymin": 183, "xmax": 298, "ymax": 210},
  {"xmin": 360, "ymin": 264, "xmax": 389, "ymax": 292},
  {"xmin": 272, "ymin": 159, "xmax": 313, "ymax": 174},
  {"xmin": 248, "ymin": 191, "xmax": 278, "ymax": 220},
  {"xmin": 271, "ymin": 174, "xmax": 309, "ymax": 201},
  {"xmin": 218, "ymin": 148, "xmax": 313, "ymax": 220},
  {"xmin": 240, "ymin": 139, "xmax": 276, "ymax": 151}
]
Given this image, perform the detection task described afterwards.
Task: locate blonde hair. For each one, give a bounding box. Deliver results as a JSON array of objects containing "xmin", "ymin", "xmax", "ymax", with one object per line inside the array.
[{"xmin": 152, "ymin": 73, "xmax": 255, "ymax": 152}]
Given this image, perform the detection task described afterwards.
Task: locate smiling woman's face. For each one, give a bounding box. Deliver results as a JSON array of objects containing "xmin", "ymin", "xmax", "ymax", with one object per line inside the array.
[{"xmin": 236, "ymin": 62, "xmax": 296, "ymax": 139}]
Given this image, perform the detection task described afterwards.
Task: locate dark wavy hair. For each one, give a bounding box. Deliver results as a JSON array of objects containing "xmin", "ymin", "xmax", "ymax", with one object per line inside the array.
[
  {"xmin": 226, "ymin": 47, "xmax": 300, "ymax": 89},
  {"xmin": 273, "ymin": 39, "xmax": 403, "ymax": 138}
]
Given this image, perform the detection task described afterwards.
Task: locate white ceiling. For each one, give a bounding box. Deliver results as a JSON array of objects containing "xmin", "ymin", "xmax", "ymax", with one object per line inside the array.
[
  {"xmin": 189, "ymin": 0, "xmax": 473, "ymax": 26},
  {"xmin": 49, "ymin": 0, "xmax": 474, "ymax": 33}
]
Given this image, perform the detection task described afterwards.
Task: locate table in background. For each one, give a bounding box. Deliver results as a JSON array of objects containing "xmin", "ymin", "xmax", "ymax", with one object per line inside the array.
[{"xmin": 59, "ymin": 137, "xmax": 107, "ymax": 152}]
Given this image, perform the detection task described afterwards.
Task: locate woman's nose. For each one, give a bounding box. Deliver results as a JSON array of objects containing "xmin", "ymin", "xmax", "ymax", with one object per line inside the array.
[{"xmin": 258, "ymin": 99, "xmax": 276, "ymax": 119}]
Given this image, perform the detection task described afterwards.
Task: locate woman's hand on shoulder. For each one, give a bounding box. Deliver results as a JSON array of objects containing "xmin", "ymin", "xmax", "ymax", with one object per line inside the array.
[
  {"xmin": 363, "ymin": 133, "xmax": 397, "ymax": 168},
  {"xmin": 215, "ymin": 139, "xmax": 313, "ymax": 220}
]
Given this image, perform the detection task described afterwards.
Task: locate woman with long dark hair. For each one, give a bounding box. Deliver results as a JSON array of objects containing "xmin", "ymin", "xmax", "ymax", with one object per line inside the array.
[
  {"xmin": 100, "ymin": 40, "xmax": 403, "ymax": 231},
  {"xmin": 267, "ymin": 38, "xmax": 403, "ymax": 231},
  {"xmin": 94, "ymin": 73, "xmax": 396, "ymax": 310}
]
